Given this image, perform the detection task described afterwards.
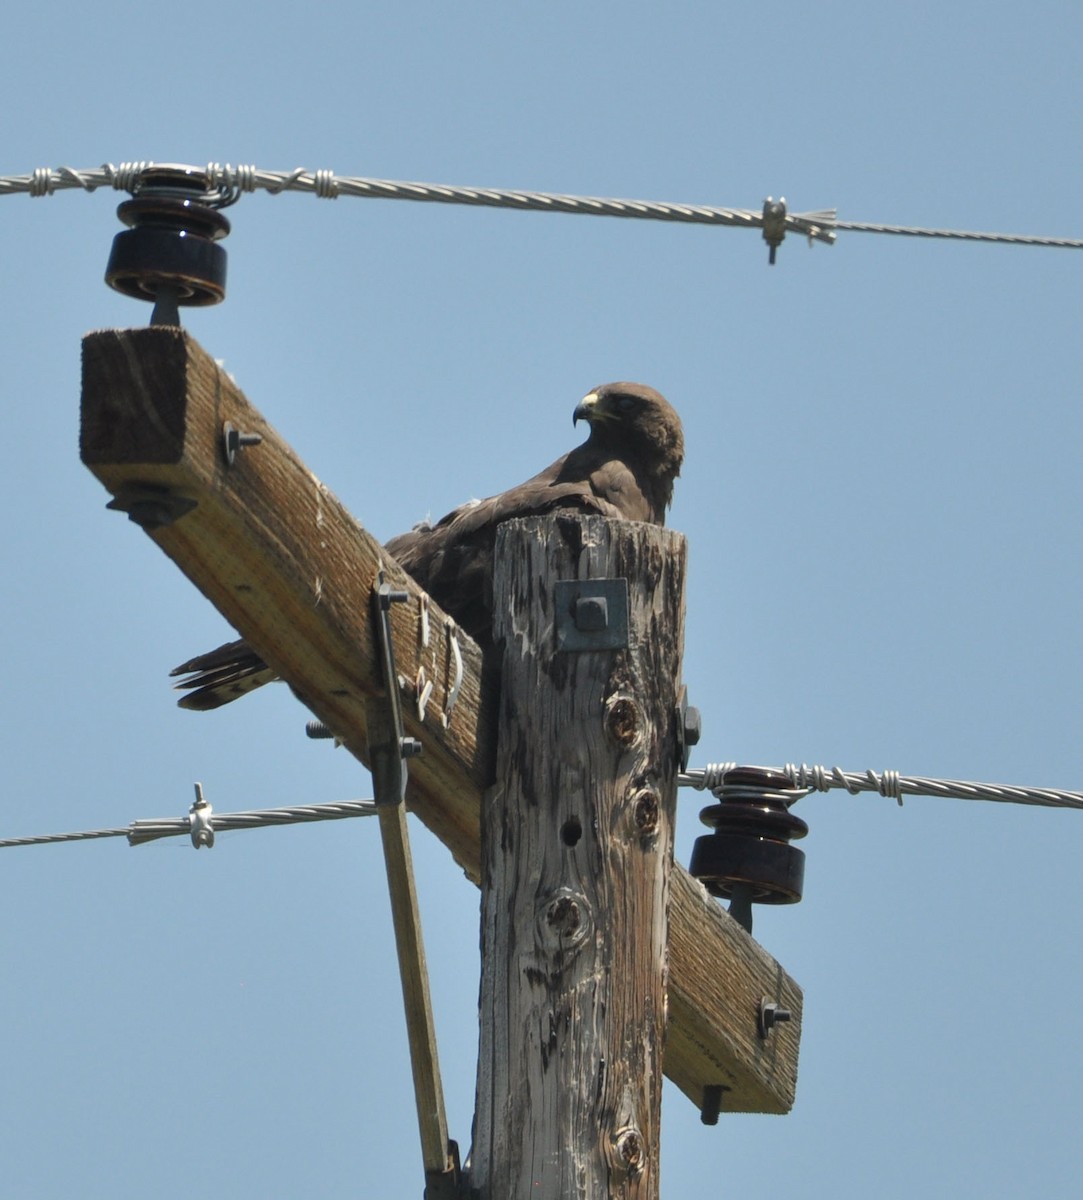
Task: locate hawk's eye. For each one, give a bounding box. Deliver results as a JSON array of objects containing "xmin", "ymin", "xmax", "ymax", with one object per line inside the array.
[{"xmin": 616, "ymin": 395, "xmax": 636, "ymax": 413}]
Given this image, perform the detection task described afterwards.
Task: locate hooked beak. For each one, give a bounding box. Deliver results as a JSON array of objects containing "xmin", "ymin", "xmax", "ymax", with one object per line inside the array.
[{"xmin": 573, "ymin": 390, "xmax": 599, "ymax": 427}]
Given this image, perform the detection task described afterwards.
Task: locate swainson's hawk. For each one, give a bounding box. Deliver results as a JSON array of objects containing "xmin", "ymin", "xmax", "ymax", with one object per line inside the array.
[{"xmin": 172, "ymin": 382, "xmax": 683, "ymax": 710}]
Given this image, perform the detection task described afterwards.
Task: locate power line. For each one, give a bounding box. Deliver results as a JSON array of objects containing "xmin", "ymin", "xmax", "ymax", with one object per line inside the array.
[
  {"xmin": 0, "ymin": 825, "xmax": 131, "ymax": 848},
  {"xmin": 680, "ymin": 763, "xmax": 1083, "ymax": 811},
  {"xmin": 0, "ymin": 795, "xmax": 377, "ymax": 850},
  {"xmin": 2, "ymin": 162, "xmax": 1080, "ymax": 252},
  {"xmin": 832, "ymin": 217, "xmax": 1082, "ymax": 249},
  {"xmin": 7, "ymin": 760, "xmax": 1080, "ymax": 852}
]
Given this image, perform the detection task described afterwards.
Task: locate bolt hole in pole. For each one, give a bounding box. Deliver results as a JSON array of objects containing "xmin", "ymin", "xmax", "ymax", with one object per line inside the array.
[{"xmin": 560, "ymin": 816, "xmax": 582, "ymax": 847}]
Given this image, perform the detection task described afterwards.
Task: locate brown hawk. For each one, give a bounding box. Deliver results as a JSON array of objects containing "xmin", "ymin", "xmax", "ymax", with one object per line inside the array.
[{"xmin": 171, "ymin": 381, "xmax": 683, "ymax": 710}]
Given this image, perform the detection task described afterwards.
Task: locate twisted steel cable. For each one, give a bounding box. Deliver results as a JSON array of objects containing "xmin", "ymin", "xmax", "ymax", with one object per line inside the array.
[
  {"xmin": 679, "ymin": 763, "xmax": 1083, "ymax": 811},
  {"xmin": 0, "ymin": 798, "xmax": 376, "ymax": 850},
  {"xmin": 4, "ymin": 162, "xmax": 1079, "ymax": 249}
]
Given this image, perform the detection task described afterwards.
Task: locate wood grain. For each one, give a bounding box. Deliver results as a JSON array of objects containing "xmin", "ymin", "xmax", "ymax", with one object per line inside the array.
[{"xmin": 470, "ymin": 516, "xmax": 682, "ymax": 1198}]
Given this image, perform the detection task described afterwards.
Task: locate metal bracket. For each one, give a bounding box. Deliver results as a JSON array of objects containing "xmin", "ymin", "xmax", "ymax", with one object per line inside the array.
[
  {"xmin": 554, "ymin": 578, "xmax": 629, "ymax": 652},
  {"xmin": 370, "ymin": 575, "xmax": 422, "ymax": 806},
  {"xmin": 367, "ymin": 573, "xmax": 458, "ymax": 1197}
]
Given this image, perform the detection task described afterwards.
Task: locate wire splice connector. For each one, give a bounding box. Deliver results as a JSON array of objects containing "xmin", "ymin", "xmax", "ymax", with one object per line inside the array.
[
  {"xmin": 762, "ymin": 196, "xmax": 788, "ymax": 264},
  {"xmin": 188, "ymin": 782, "xmax": 215, "ymax": 849}
]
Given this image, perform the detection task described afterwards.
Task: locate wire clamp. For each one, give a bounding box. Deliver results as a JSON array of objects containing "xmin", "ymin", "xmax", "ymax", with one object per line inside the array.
[
  {"xmin": 188, "ymin": 782, "xmax": 215, "ymax": 848},
  {"xmin": 762, "ymin": 196, "xmax": 788, "ymax": 264}
]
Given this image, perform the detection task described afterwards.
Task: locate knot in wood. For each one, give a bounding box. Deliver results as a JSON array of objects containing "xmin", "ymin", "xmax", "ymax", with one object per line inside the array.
[
  {"xmin": 604, "ymin": 695, "xmax": 641, "ymax": 747},
  {"xmin": 633, "ymin": 782, "xmax": 662, "ymax": 840},
  {"xmin": 614, "ymin": 1127, "xmax": 645, "ymax": 1175},
  {"xmin": 546, "ymin": 894, "xmax": 582, "ymax": 937},
  {"xmin": 536, "ymin": 888, "xmax": 592, "ymax": 951}
]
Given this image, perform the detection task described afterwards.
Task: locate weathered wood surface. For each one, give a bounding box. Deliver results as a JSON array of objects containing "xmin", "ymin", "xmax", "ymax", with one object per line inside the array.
[
  {"xmin": 80, "ymin": 327, "xmax": 801, "ymax": 1115},
  {"xmin": 470, "ymin": 517, "xmax": 682, "ymax": 1199}
]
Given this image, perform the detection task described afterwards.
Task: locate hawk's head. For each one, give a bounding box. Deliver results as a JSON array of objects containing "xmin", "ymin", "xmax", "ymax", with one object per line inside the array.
[{"xmin": 573, "ymin": 382, "xmax": 684, "ymax": 488}]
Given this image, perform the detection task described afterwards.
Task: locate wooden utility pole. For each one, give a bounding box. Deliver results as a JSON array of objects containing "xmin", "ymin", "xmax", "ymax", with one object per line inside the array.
[
  {"xmin": 80, "ymin": 328, "xmax": 802, "ymax": 1185},
  {"xmin": 469, "ymin": 516, "xmax": 684, "ymax": 1198}
]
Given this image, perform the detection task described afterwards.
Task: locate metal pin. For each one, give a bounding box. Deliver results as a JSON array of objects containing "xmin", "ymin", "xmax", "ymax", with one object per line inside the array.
[
  {"xmin": 758, "ymin": 997, "xmax": 792, "ymax": 1039},
  {"xmin": 222, "ymin": 421, "xmax": 264, "ymax": 466}
]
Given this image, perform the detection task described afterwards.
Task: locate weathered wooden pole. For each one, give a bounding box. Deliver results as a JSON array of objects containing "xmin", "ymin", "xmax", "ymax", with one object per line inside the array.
[{"xmin": 469, "ymin": 515, "xmax": 686, "ymax": 1200}]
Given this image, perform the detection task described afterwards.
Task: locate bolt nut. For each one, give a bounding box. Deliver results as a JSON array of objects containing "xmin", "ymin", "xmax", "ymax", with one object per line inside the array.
[
  {"xmin": 574, "ymin": 594, "xmax": 609, "ymax": 632},
  {"xmin": 683, "ymin": 705, "xmax": 702, "ymax": 748}
]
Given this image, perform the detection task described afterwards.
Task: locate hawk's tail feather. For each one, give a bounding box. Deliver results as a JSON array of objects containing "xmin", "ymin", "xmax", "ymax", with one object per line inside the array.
[{"xmin": 171, "ymin": 638, "xmax": 278, "ymax": 711}]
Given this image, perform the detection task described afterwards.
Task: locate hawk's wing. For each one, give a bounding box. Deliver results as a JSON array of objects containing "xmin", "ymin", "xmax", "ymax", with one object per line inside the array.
[
  {"xmin": 172, "ymin": 382, "xmax": 683, "ymax": 711},
  {"xmin": 384, "ymin": 445, "xmax": 637, "ymax": 642}
]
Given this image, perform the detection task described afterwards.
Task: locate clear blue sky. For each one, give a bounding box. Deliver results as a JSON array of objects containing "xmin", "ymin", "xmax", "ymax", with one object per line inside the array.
[{"xmin": 2, "ymin": 3, "xmax": 1081, "ymax": 1197}]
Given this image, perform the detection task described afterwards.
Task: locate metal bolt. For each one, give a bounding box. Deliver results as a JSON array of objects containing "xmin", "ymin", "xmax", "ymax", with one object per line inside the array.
[
  {"xmin": 700, "ymin": 1084, "xmax": 726, "ymax": 1126},
  {"xmin": 574, "ymin": 594, "xmax": 609, "ymax": 632},
  {"xmin": 675, "ymin": 686, "xmax": 702, "ymax": 771},
  {"xmin": 223, "ymin": 421, "xmax": 264, "ymax": 466},
  {"xmin": 400, "ymin": 737, "xmax": 423, "ymax": 759},
  {"xmin": 683, "ymin": 704, "xmax": 702, "ymax": 749},
  {"xmin": 758, "ymin": 997, "xmax": 793, "ymax": 1039},
  {"xmin": 379, "ymin": 584, "xmax": 410, "ymax": 608}
]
